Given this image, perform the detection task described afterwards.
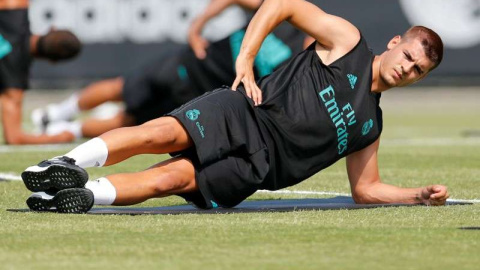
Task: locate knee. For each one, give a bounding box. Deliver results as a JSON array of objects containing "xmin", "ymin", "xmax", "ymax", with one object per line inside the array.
[
  {"xmin": 112, "ymin": 77, "xmax": 124, "ymax": 92},
  {"xmin": 139, "ymin": 119, "xmax": 177, "ymax": 146},
  {"xmin": 150, "ymin": 172, "xmax": 191, "ymax": 196},
  {"xmin": 140, "ymin": 117, "xmax": 189, "ymax": 147},
  {"xmin": 105, "ymin": 77, "xmax": 124, "ymax": 99}
]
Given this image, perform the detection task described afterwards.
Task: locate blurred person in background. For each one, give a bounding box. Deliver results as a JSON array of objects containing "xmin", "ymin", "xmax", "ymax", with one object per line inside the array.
[
  {"xmin": 21, "ymin": 0, "xmax": 448, "ymax": 213},
  {"xmin": 32, "ymin": 0, "xmax": 313, "ymax": 140},
  {"xmin": 0, "ymin": 0, "xmax": 82, "ymax": 144}
]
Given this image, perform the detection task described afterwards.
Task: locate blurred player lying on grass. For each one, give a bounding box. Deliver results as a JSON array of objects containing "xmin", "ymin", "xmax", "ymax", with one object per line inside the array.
[
  {"xmin": 0, "ymin": 0, "xmax": 81, "ymax": 144},
  {"xmin": 31, "ymin": 0, "xmax": 313, "ymax": 140}
]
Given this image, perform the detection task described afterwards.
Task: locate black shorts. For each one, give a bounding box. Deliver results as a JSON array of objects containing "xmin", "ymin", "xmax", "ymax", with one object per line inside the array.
[
  {"xmin": 0, "ymin": 9, "xmax": 30, "ymax": 91},
  {"xmin": 122, "ymin": 46, "xmax": 202, "ymax": 125},
  {"xmin": 167, "ymin": 88, "xmax": 270, "ymax": 209}
]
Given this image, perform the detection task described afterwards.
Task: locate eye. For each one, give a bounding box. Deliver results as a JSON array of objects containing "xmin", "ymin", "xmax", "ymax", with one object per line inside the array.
[
  {"xmin": 415, "ymin": 66, "xmax": 423, "ymax": 75},
  {"xmin": 403, "ymin": 51, "xmax": 412, "ymax": 60}
]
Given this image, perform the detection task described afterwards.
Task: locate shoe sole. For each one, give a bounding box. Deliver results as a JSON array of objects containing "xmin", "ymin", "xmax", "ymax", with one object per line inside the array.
[
  {"xmin": 26, "ymin": 188, "xmax": 94, "ymax": 214},
  {"xmin": 21, "ymin": 164, "xmax": 88, "ymax": 192}
]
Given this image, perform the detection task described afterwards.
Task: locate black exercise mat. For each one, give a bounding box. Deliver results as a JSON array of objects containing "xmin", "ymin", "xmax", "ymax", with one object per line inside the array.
[{"xmin": 7, "ymin": 196, "xmax": 471, "ymax": 215}]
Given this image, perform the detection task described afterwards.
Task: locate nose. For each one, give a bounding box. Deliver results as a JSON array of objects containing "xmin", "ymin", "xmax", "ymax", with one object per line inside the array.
[{"xmin": 402, "ymin": 61, "xmax": 414, "ymax": 74}]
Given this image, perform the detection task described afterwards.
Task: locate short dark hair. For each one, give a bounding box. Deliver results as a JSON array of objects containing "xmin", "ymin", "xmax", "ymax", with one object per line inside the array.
[
  {"xmin": 37, "ymin": 30, "xmax": 82, "ymax": 61},
  {"xmin": 402, "ymin": 26, "xmax": 443, "ymax": 71}
]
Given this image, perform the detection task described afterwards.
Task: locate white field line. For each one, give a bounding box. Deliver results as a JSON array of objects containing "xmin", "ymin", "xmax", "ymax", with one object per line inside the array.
[
  {"xmin": 380, "ymin": 138, "xmax": 480, "ymax": 146},
  {"xmin": 0, "ymin": 172, "xmax": 21, "ymax": 181},
  {"xmin": 0, "ymin": 138, "xmax": 479, "ymax": 154},
  {"xmin": 0, "ymin": 172, "xmax": 478, "ymax": 203}
]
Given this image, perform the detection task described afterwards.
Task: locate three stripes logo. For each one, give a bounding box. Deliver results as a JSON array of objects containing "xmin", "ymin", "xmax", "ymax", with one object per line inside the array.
[
  {"xmin": 0, "ymin": 34, "xmax": 12, "ymax": 60},
  {"xmin": 347, "ymin": 74, "xmax": 357, "ymax": 90}
]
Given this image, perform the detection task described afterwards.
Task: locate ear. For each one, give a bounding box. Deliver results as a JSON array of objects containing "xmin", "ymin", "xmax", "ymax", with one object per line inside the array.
[{"xmin": 386, "ymin": 35, "xmax": 402, "ymax": 50}]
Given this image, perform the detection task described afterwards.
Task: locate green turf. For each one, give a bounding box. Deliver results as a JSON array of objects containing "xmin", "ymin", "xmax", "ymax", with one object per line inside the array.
[{"xmin": 1, "ymin": 88, "xmax": 479, "ymax": 269}]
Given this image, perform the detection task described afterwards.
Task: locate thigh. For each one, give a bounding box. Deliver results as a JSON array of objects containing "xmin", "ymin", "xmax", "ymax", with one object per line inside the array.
[
  {"xmin": 168, "ymin": 88, "xmax": 265, "ymax": 165},
  {"xmin": 180, "ymin": 148, "xmax": 269, "ymax": 209}
]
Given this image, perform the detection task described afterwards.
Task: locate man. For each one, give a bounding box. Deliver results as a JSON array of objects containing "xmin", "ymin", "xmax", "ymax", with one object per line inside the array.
[
  {"xmin": 31, "ymin": 0, "xmax": 311, "ymax": 139},
  {"xmin": 22, "ymin": 0, "xmax": 448, "ymax": 213},
  {"xmin": 0, "ymin": 0, "xmax": 82, "ymax": 144}
]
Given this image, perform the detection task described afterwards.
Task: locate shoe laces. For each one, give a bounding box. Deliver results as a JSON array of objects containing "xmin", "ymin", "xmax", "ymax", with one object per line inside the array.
[
  {"xmin": 41, "ymin": 156, "xmax": 77, "ymax": 165},
  {"xmin": 57, "ymin": 156, "xmax": 77, "ymax": 165}
]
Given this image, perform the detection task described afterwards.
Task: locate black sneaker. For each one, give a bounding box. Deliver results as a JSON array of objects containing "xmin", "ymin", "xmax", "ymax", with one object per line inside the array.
[
  {"xmin": 26, "ymin": 188, "xmax": 94, "ymax": 213},
  {"xmin": 21, "ymin": 156, "xmax": 88, "ymax": 192}
]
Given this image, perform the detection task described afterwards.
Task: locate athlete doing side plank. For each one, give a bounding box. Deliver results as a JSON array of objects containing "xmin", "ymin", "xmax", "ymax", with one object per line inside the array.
[{"xmin": 21, "ymin": 0, "xmax": 448, "ymax": 213}]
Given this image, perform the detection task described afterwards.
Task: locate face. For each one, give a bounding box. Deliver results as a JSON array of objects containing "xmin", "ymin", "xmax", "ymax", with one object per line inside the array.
[{"xmin": 378, "ymin": 36, "xmax": 435, "ymax": 88}]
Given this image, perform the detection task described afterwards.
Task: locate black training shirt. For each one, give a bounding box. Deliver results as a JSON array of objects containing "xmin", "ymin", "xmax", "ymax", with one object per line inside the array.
[{"xmin": 254, "ymin": 35, "xmax": 383, "ymax": 190}]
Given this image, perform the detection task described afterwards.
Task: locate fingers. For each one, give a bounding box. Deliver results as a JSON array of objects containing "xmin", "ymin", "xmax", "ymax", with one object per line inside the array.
[
  {"xmin": 191, "ymin": 39, "xmax": 208, "ymax": 59},
  {"xmin": 188, "ymin": 32, "xmax": 208, "ymax": 60},
  {"xmin": 428, "ymin": 185, "xmax": 449, "ymax": 206},
  {"xmin": 193, "ymin": 47, "xmax": 206, "ymax": 59},
  {"xmin": 232, "ymin": 55, "xmax": 262, "ymax": 105},
  {"xmin": 239, "ymin": 76, "xmax": 262, "ymax": 106},
  {"xmin": 231, "ymin": 75, "xmax": 243, "ymax": 91},
  {"xmin": 250, "ymin": 81, "xmax": 263, "ymax": 106}
]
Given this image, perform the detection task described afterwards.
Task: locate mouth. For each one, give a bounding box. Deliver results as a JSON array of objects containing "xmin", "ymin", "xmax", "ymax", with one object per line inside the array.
[{"xmin": 394, "ymin": 69, "xmax": 402, "ymax": 81}]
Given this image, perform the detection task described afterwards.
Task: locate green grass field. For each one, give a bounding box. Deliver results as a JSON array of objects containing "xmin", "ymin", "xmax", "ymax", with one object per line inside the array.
[{"xmin": 1, "ymin": 87, "xmax": 479, "ymax": 270}]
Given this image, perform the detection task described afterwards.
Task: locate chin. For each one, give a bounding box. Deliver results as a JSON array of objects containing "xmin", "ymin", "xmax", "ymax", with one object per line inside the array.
[{"xmin": 380, "ymin": 74, "xmax": 397, "ymax": 88}]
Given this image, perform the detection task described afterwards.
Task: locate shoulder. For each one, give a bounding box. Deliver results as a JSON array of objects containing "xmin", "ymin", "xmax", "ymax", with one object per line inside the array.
[{"xmin": 332, "ymin": 23, "xmax": 361, "ymax": 55}]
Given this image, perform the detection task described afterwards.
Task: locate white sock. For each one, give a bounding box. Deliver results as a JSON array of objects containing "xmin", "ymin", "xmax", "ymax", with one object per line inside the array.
[
  {"xmin": 30, "ymin": 191, "xmax": 55, "ymax": 200},
  {"xmin": 47, "ymin": 94, "xmax": 80, "ymax": 122},
  {"xmin": 46, "ymin": 121, "xmax": 82, "ymax": 138},
  {"xmin": 64, "ymin": 137, "xmax": 108, "ymax": 168},
  {"xmin": 85, "ymin": 177, "xmax": 116, "ymax": 205}
]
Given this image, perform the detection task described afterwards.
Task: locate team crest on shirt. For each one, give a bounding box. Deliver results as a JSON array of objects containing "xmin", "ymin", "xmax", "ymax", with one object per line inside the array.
[
  {"xmin": 186, "ymin": 109, "xmax": 200, "ymax": 121},
  {"xmin": 362, "ymin": 119, "xmax": 374, "ymax": 135}
]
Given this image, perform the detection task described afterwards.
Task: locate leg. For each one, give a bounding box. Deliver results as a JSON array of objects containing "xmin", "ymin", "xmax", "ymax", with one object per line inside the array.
[
  {"xmin": 1, "ymin": 89, "xmax": 74, "ymax": 144},
  {"xmin": 31, "ymin": 77, "xmax": 124, "ymax": 126},
  {"xmin": 77, "ymin": 77, "xmax": 124, "ymax": 110},
  {"xmin": 105, "ymin": 157, "xmax": 196, "ymax": 205},
  {"xmin": 81, "ymin": 110, "xmax": 135, "ymax": 138},
  {"xmin": 99, "ymin": 116, "xmax": 193, "ymax": 166},
  {"xmin": 25, "ymin": 156, "xmax": 197, "ymax": 213},
  {"xmin": 22, "ymin": 116, "xmax": 193, "ymax": 192}
]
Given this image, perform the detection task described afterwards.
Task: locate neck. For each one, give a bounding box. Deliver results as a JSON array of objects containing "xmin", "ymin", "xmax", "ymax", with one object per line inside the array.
[{"xmin": 371, "ymin": 55, "xmax": 391, "ymax": 93}]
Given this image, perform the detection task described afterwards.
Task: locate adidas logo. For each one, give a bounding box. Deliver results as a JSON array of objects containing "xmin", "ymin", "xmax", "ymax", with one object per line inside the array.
[{"xmin": 347, "ymin": 74, "xmax": 357, "ymax": 90}]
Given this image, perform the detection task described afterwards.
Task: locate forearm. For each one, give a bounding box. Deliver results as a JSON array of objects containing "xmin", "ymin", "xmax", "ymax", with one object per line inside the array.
[
  {"xmin": 353, "ymin": 182, "xmax": 424, "ymax": 204},
  {"xmin": 2, "ymin": 118, "xmax": 74, "ymax": 145},
  {"xmin": 1, "ymin": 89, "xmax": 73, "ymax": 145},
  {"xmin": 238, "ymin": 0, "xmax": 290, "ymax": 60},
  {"xmin": 4, "ymin": 132, "xmax": 73, "ymax": 145},
  {"xmin": 191, "ymin": 0, "xmax": 261, "ymax": 32},
  {"xmin": 191, "ymin": 0, "xmax": 234, "ymax": 32}
]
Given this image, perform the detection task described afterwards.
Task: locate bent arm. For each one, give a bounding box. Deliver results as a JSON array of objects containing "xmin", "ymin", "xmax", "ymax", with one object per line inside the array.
[
  {"xmin": 232, "ymin": 0, "xmax": 360, "ymax": 104},
  {"xmin": 346, "ymin": 138, "xmax": 449, "ymax": 205},
  {"xmin": 1, "ymin": 89, "xmax": 74, "ymax": 145},
  {"xmin": 238, "ymin": 0, "xmax": 359, "ymax": 63},
  {"xmin": 193, "ymin": 0, "xmax": 261, "ymax": 25},
  {"xmin": 188, "ymin": 0, "xmax": 262, "ymax": 59}
]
